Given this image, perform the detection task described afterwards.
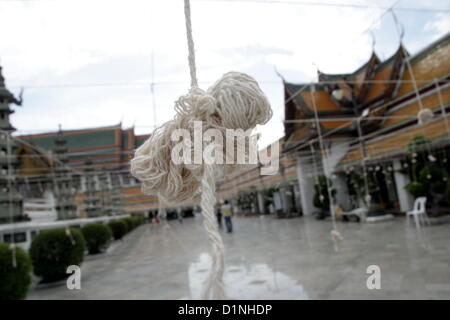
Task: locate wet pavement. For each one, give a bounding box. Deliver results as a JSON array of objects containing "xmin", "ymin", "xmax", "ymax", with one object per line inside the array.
[{"xmin": 27, "ymin": 215, "xmax": 450, "ymax": 299}]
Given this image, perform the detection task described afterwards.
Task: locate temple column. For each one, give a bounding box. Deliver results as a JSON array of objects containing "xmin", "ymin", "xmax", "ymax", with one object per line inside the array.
[
  {"xmin": 280, "ymin": 185, "xmax": 290, "ymax": 214},
  {"xmin": 393, "ymin": 160, "xmax": 414, "ymax": 213},
  {"xmin": 333, "ymin": 173, "xmax": 351, "ymax": 210},
  {"xmin": 296, "ymin": 156, "xmax": 315, "ymax": 216},
  {"xmin": 293, "ymin": 182, "xmax": 302, "ymax": 213},
  {"xmin": 257, "ymin": 190, "xmax": 265, "ymax": 214}
]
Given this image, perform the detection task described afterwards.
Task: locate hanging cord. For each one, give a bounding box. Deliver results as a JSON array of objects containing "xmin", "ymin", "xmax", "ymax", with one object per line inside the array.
[
  {"xmin": 151, "ymin": 51, "xmax": 157, "ymax": 130},
  {"xmin": 323, "ymin": 146, "xmax": 343, "ymax": 245},
  {"xmin": 391, "ymin": 9, "xmax": 421, "ymax": 111},
  {"xmin": 391, "ymin": 9, "xmax": 435, "ymax": 167},
  {"xmin": 309, "ymin": 142, "xmax": 321, "ymax": 201},
  {"xmin": 156, "ymin": 193, "xmax": 167, "ymax": 221},
  {"xmin": 356, "ymin": 117, "xmax": 371, "ymax": 206},
  {"xmin": 434, "ymin": 79, "xmax": 450, "ymax": 141},
  {"xmin": 309, "ymin": 142, "xmax": 320, "ymax": 186},
  {"xmin": 201, "ymin": 163, "xmax": 225, "ymax": 299},
  {"xmin": 391, "ymin": 9, "xmax": 433, "ymax": 127},
  {"xmin": 6, "ymin": 132, "xmax": 17, "ymax": 268},
  {"xmin": 309, "ymin": 84, "xmax": 342, "ymax": 249},
  {"xmin": 183, "ymin": 0, "xmax": 224, "ymax": 300},
  {"xmin": 131, "ymin": 0, "xmax": 272, "ymax": 301},
  {"xmin": 184, "ymin": 0, "xmax": 198, "ymax": 89}
]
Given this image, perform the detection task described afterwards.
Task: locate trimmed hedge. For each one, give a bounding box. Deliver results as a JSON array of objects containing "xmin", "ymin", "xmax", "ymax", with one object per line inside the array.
[
  {"xmin": 121, "ymin": 217, "xmax": 134, "ymax": 232},
  {"xmin": 130, "ymin": 216, "xmax": 144, "ymax": 228},
  {"xmin": 121, "ymin": 216, "xmax": 143, "ymax": 231},
  {"xmin": 0, "ymin": 243, "xmax": 32, "ymax": 300},
  {"xmin": 81, "ymin": 223, "xmax": 112, "ymax": 254},
  {"xmin": 108, "ymin": 220, "xmax": 127, "ymax": 240},
  {"xmin": 29, "ymin": 227, "xmax": 85, "ymax": 282}
]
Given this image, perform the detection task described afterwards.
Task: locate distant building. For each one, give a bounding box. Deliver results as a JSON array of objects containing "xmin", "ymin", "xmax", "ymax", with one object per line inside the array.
[
  {"xmin": 0, "ymin": 65, "xmax": 24, "ymax": 223},
  {"xmin": 217, "ymin": 33, "xmax": 450, "ymax": 219},
  {"xmin": 5, "ymin": 33, "xmax": 449, "ymax": 223},
  {"xmin": 19, "ymin": 125, "xmax": 158, "ymax": 216},
  {"xmin": 282, "ymin": 33, "xmax": 450, "ymax": 216},
  {"xmin": 217, "ymin": 138, "xmax": 301, "ymax": 217}
]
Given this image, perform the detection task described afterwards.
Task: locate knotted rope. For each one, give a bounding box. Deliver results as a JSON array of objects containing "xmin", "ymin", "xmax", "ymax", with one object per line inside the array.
[{"xmin": 130, "ymin": 0, "xmax": 272, "ymax": 300}]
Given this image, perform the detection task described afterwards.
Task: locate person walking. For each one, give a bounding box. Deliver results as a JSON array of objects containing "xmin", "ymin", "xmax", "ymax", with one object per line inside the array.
[{"xmin": 221, "ymin": 200, "xmax": 233, "ymax": 233}]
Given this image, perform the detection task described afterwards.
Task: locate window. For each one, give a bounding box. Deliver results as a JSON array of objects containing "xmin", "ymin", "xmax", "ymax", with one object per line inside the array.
[
  {"xmin": 122, "ymin": 173, "xmax": 131, "ymax": 186},
  {"xmin": 3, "ymin": 232, "xmax": 27, "ymax": 243}
]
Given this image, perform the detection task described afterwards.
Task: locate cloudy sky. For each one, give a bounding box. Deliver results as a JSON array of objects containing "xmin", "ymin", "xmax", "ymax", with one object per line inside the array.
[{"xmin": 0, "ymin": 0, "xmax": 449, "ymax": 148}]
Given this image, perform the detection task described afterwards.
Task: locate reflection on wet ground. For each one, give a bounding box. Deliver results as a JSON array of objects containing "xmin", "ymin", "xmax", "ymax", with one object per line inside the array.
[
  {"xmin": 185, "ymin": 253, "xmax": 308, "ymax": 299},
  {"xmin": 27, "ymin": 215, "xmax": 450, "ymax": 299}
]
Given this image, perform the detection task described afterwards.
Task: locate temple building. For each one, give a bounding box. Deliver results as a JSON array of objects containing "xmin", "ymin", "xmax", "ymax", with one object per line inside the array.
[
  {"xmin": 0, "ymin": 66, "xmax": 24, "ymax": 223},
  {"xmin": 2, "ymin": 33, "xmax": 449, "ymax": 224},
  {"xmin": 19, "ymin": 125, "xmax": 158, "ymax": 217},
  {"xmin": 51, "ymin": 126, "xmax": 79, "ymax": 220},
  {"xmin": 216, "ymin": 33, "xmax": 450, "ymax": 220},
  {"xmin": 217, "ymin": 138, "xmax": 302, "ymax": 217}
]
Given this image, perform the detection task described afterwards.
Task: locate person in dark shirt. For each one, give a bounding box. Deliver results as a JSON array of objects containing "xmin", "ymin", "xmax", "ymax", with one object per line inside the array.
[{"xmin": 221, "ymin": 200, "xmax": 233, "ymax": 233}]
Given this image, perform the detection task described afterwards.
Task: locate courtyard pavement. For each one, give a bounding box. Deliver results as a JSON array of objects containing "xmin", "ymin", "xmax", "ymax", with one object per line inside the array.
[{"xmin": 27, "ymin": 215, "xmax": 450, "ymax": 299}]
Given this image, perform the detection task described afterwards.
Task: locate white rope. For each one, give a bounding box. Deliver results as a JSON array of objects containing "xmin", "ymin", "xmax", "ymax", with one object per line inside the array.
[
  {"xmin": 201, "ymin": 163, "xmax": 225, "ymax": 299},
  {"xmin": 356, "ymin": 118, "xmax": 372, "ymax": 206},
  {"xmin": 435, "ymin": 79, "xmax": 450, "ymax": 141},
  {"xmin": 6, "ymin": 133, "xmax": 17, "ymax": 268},
  {"xmin": 184, "ymin": 0, "xmax": 198, "ymax": 89},
  {"xmin": 390, "ymin": 9, "xmax": 433, "ymax": 126},
  {"xmin": 308, "ymin": 142, "xmax": 320, "ymax": 193},
  {"xmin": 309, "ymin": 84, "xmax": 342, "ymax": 249},
  {"xmin": 130, "ymin": 0, "xmax": 272, "ymax": 300}
]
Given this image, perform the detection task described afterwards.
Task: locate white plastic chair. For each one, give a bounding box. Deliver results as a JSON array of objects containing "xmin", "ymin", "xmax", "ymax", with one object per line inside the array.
[{"xmin": 406, "ymin": 197, "xmax": 430, "ymax": 228}]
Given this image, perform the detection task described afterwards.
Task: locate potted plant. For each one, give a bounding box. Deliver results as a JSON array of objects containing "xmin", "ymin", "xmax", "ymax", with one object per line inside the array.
[{"xmin": 313, "ymin": 175, "xmax": 336, "ymax": 220}]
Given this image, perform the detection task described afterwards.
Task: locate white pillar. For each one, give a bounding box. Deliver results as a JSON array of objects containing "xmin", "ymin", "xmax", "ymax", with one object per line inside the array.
[
  {"xmin": 44, "ymin": 189, "xmax": 58, "ymax": 221},
  {"xmin": 296, "ymin": 157, "xmax": 315, "ymax": 216},
  {"xmin": 393, "ymin": 160, "xmax": 414, "ymax": 212},
  {"xmin": 293, "ymin": 183, "xmax": 301, "ymax": 212},
  {"xmin": 257, "ymin": 190, "xmax": 265, "ymax": 214},
  {"xmin": 323, "ymin": 139, "xmax": 351, "ymax": 174},
  {"xmin": 333, "ymin": 173, "xmax": 350, "ymax": 210}
]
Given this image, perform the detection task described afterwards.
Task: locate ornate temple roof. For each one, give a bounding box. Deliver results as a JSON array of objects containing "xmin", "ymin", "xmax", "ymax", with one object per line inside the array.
[
  {"xmin": 283, "ymin": 42, "xmax": 423, "ymax": 152},
  {"xmin": 283, "ymin": 33, "xmax": 450, "ymax": 165},
  {"xmin": 19, "ymin": 124, "xmax": 149, "ymax": 170}
]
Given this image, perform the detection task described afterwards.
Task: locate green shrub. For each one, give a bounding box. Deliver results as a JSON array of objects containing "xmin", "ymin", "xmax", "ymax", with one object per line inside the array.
[
  {"xmin": 404, "ymin": 181, "xmax": 427, "ymax": 198},
  {"xmin": 131, "ymin": 216, "xmax": 144, "ymax": 228},
  {"xmin": 0, "ymin": 243, "xmax": 32, "ymax": 300},
  {"xmin": 81, "ymin": 223, "xmax": 112, "ymax": 254},
  {"xmin": 121, "ymin": 217, "xmax": 134, "ymax": 232},
  {"xmin": 129, "ymin": 217, "xmax": 138, "ymax": 229},
  {"xmin": 419, "ymin": 165, "xmax": 443, "ymax": 183},
  {"xmin": 407, "ymin": 136, "xmax": 430, "ymax": 153},
  {"xmin": 108, "ymin": 220, "xmax": 127, "ymax": 240},
  {"xmin": 313, "ymin": 175, "xmax": 336, "ymax": 211},
  {"xmin": 29, "ymin": 228, "xmax": 85, "ymax": 282}
]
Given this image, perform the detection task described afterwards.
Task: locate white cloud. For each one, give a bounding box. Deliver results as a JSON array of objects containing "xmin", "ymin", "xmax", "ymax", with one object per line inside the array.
[
  {"xmin": 0, "ymin": 0, "xmax": 444, "ymax": 149},
  {"xmin": 425, "ymin": 12, "xmax": 450, "ymax": 41}
]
